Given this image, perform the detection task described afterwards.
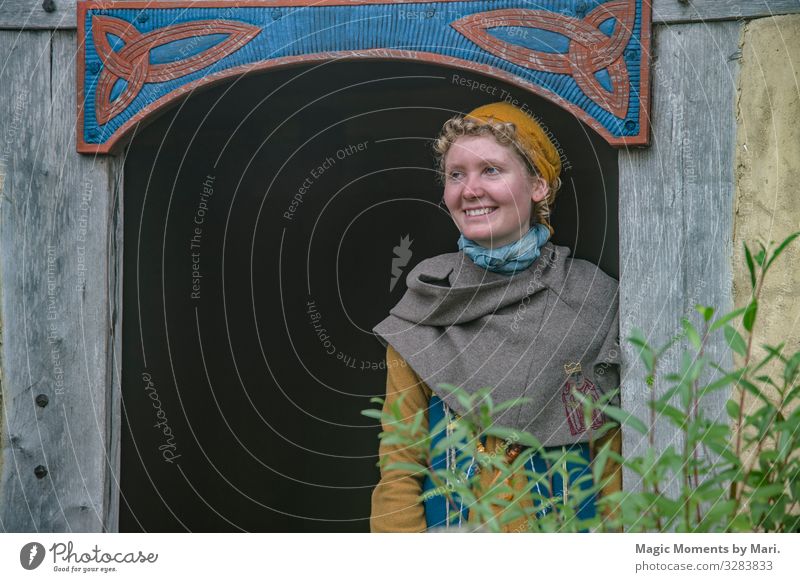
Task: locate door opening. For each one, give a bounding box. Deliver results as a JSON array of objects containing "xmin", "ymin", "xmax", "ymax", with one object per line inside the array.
[{"xmin": 119, "ymin": 59, "xmax": 618, "ymax": 532}]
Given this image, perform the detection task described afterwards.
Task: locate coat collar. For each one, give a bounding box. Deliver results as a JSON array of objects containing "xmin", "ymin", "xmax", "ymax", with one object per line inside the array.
[{"xmin": 388, "ymin": 242, "xmax": 567, "ymax": 326}]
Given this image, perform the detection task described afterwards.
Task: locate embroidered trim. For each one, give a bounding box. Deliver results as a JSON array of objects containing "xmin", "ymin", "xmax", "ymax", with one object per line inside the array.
[{"xmin": 562, "ymin": 376, "xmax": 605, "ymax": 436}]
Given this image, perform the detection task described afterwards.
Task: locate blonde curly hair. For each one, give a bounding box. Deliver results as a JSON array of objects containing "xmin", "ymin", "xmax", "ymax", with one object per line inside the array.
[{"xmin": 433, "ymin": 115, "xmax": 562, "ymax": 234}]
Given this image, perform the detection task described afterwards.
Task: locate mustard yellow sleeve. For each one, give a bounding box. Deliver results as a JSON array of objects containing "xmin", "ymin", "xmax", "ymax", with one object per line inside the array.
[{"xmin": 370, "ymin": 344, "xmax": 432, "ymax": 533}]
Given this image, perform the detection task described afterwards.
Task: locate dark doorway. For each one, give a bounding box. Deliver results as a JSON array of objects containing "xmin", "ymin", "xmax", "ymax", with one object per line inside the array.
[{"xmin": 119, "ymin": 59, "xmax": 618, "ymax": 532}]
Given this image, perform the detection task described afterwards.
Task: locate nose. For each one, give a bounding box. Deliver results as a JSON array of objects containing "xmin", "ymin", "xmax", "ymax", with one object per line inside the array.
[{"xmin": 461, "ymin": 172, "xmax": 484, "ymax": 198}]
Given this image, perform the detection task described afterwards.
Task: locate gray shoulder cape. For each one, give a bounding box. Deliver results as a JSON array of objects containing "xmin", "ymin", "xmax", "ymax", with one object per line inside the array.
[{"xmin": 372, "ymin": 242, "xmax": 620, "ymax": 446}]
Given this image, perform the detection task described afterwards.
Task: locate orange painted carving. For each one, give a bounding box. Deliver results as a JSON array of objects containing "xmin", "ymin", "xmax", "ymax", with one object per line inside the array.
[
  {"xmin": 451, "ymin": 0, "xmax": 636, "ymax": 118},
  {"xmin": 92, "ymin": 16, "xmax": 261, "ymax": 125}
]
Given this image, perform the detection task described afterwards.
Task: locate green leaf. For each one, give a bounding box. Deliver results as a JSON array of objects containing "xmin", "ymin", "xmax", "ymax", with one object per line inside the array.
[
  {"xmin": 602, "ymin": 406, "xmax": 648, "ymax": 435},
  {"xmin": 709, "ymin": 307, "xmax": 747, "ymax": 333},
  {"xmin": 765, "ymin": 230, "xmax": 800, "ymax": 272},
  {"xmin": 755, "ymin": 374, "xmax": 777, "ymax": 387},
  {"xmin": 627, "ymin": 327, "xmax": 649, "ymax": 349},
  {"xmin": 483, "ymin": 427, "xmax": 542, "ymax": 450},
  {"xmin": 754, "ymin": 244, "xmax": 766, "ymax": 267},
  {"xmin": 696, "ymin": 305, "xmax": 714, "ymax": 322},
  {"xmin": 409, "ymin": 409, "xmax": 424, "ymax": 436},
  {"xmin": 389, "ymin": 393, "xmax": 406, "ymax": 418},
  {"xmin": 738, "ymin": 377, "xmax": 771, "ymax": 405},
  {"xmin": 699, "ymin": 371, "xmax": 740, "ymax": 395},
  {"xmin": 361, "ymin": 409, "xmax": 383, "ymax": 420},
  {"xmin": 702, "ymin": 499, "xmax": 736, "ymax": 527},
  {"xmin": 627, "ymin": 329, "xmax": 656, "ymax": 372},
  {"xmin": 726, "ymin": 400, "xmax": 740, "ymax": 420},
  {"xmin": 749, "ymin": 483, "xmax": 784, "ymax": 501},
  {"xmin": 729, "ymin": 513, "xmax": 752, "ymax": 532},
  {"xmin": 682, "ymin": 318, "xmax": 702, "ymax": 350},
  {"xmin": 785, "ymin": 386, "xmax": 800, "ymax": 405},
  {"xmin": 743, "ymin": 299, "xmax": 758, "ymax": 332},
  {"xmin": 744, "ymin": 242, "xmax": 756, "ymax": 289},
  {"xmin": 455, "ymin": 389, "xmax": 476, "ymax": 410},
  {"xmin": 591, "ymin": 440, "xmax": 612, "ymax": 486},
  {"xmin": 655, "ymin": 332, "xmax": 684, "ymax": 358},
  {"xmin": 656, "ymin": 384, "xmax": 682, "ymax": 404},
  {"xmin": 705, "ymin": 440, "xmax": 741, "ymax": 464},
  {"xmin": 785, "ymin": 351, "xmax": 800, "ymax": 384},
  {"xmin": 652, "ymin": 401, "xmax": 687, "ymax": 427},
  {"xmin": 724, "ymin": 324, "xmax": 747, "ymax": 357},
  {"xmin": 752, "ymin": 343, "xmax": 786, "ymax": 377},
  {"xmin": 639, "ymin": 350, "xmax": 655, "ymax": 372}
]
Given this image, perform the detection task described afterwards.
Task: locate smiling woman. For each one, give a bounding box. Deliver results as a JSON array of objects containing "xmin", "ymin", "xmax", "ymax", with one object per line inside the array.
[
  {"xmin": 441, "ymin": 134, "xmax": 547, "ymax": 248},
  {"xmin": 438, "ymin": 103, "xmax": 559, "ymax": 250},
  {"xmin": 371, "ymin": 102, "xmax": 623, "ymax": 532}
]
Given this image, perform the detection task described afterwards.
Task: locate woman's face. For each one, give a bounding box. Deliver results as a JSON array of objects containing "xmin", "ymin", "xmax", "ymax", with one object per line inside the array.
[{"xmin": 442, "ymin": 135, "xmax": 548, "ymax": 248}]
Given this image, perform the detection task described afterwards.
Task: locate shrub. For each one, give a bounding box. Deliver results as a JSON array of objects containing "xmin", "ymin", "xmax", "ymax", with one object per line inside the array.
[{"xmin": 364, "ymin": 232, "xmax": 800, "ymax": 532}]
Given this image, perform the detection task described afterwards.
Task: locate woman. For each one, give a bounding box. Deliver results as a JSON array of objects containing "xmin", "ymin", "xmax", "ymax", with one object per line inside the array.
[{"xmin": 370, "ymin": 102, "xmax": 622, "ymax": 533}]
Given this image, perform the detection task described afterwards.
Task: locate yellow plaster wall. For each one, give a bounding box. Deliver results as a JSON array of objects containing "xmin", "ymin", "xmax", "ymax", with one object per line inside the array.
[{"xmin": 733, "ymin": 15, "xmax": 800, "ymax": 448}]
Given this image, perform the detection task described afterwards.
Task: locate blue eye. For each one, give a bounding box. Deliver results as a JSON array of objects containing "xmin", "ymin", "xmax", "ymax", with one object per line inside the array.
[
  {"xmin": 484, "ymin": 166, "xmax": 500, "ymax": 175},
  {"xmin": 447, "ymin": 171, "xmax": 464, "ymax": 181}
]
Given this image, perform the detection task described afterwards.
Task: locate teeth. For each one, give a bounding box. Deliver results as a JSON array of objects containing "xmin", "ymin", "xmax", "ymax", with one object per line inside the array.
[{"xmin": 465, "ymin": 208, "xmax": 495, "ymax": 216}]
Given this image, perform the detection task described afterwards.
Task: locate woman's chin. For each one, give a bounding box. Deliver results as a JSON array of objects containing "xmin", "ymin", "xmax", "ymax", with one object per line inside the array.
[
  {"xmin": 460, "ymin": 225, "xmax": 492, "ymax": 242},
  {"xmin": 461, "ymin": 227, "xmax": 512, "ymax": 247}
]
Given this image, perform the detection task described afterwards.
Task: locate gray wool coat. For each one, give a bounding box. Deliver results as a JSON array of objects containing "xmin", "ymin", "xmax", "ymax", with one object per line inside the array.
[{"xmin": 372, "ymin": 242, "xmax": 620, "ymax": 447}]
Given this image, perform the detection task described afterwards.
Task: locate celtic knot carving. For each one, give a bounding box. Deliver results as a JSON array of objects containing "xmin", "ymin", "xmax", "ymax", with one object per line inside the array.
[
  {"xmin": 451, "ymin": 0, "xmax": 636, "ymax": 118},
  {"xmin": 92, "ymin": 16, "xmax": 261, "ymax": 125}
]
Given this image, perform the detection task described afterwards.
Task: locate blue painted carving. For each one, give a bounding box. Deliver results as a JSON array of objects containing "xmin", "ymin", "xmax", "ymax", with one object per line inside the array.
[{"xmin": 78, "ymin": 0, "xmax": 650, "ymax": 151}]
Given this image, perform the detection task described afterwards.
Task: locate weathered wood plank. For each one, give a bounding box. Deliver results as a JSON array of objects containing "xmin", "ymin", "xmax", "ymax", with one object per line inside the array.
[
  {"xmin": 104, "ymin": 144, "xmax": 123, "ymax": 535},
  {"xmin": 1, "ymin": 0, "xmax": 799, "ymax": 30},
  {"xmin": 653, "ymin": 0, "xmax": 800, "ymax": 24},
  {"xmin": 0, "ymin": 0, "xmax": 76, "ymax": 30},
  {"xmin": 0, "ymin": 29, "xmax": 121, "ymax": 532},
  {"xmin": 618, "ymin": 20, "xmax": 740, "ymax": 498}
]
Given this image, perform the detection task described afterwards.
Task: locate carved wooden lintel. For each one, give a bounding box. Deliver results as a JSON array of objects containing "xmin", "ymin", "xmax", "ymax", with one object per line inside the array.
[{"xmin": 77, "ymin": 0, "xmax": 653, "ymax": 153}]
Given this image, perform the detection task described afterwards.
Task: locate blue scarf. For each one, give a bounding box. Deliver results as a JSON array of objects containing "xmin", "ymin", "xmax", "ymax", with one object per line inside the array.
[{"xmin": 458, "ymin": 223, "xmax": 550, "ymax": 275}]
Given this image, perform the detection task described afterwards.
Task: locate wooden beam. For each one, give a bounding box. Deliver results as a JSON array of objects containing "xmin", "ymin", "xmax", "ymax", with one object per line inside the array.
[
  {"xmin": 2, "ymin": 0, "xmax": 799, "ymax": 30},
  {"xmin": 617, "ymin": 20, "xmax": 740, "ymax": 496},
  {"xmin": 653, "ymin": 0, "xmax": 800, "ymax": 24},
  {"xmin": 0, "ymin": 29, "xmax": 122, "ymax": 532},
  {"xmin": 0, "ymin": 0, "xmax": 76, "ymax": 30}
]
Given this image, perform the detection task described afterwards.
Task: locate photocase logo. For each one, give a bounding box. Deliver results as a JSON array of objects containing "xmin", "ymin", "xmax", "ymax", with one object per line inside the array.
[
  {"xmin": 389, "ymin": 234, "xmax": 413, "ymax": 292},
  {"xmin": 20, "ymin": 542, "xmax": 46, "ymax": 570}
]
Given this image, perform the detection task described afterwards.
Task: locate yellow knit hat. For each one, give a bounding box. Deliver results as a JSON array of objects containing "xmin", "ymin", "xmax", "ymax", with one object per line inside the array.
[{"xmin": 465, "ymin": 102, "xmax": 561, "ymax": 189}]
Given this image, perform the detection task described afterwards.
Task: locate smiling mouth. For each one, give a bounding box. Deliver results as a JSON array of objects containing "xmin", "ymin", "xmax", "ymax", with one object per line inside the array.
[{"xmin": 464, "ymin": 207, "xmax": 497, "ymax": 217}]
